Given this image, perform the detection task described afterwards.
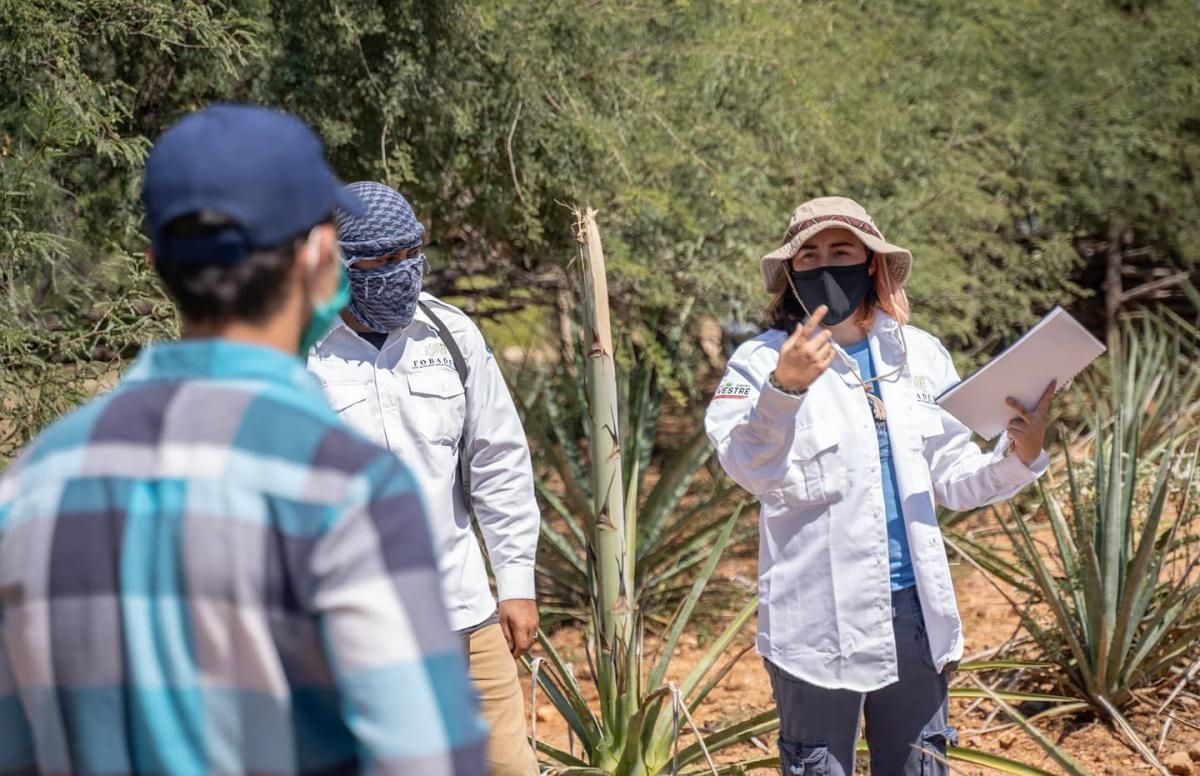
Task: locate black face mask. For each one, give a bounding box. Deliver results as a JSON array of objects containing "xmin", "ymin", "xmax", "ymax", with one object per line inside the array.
[{"xmin": 788, "ymin": 261, "xmax": 872, "ymax": 326}]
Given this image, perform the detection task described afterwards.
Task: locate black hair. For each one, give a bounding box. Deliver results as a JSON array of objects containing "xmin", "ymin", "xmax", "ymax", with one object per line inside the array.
[{"xmin": 154, "ymin": 211, "xmax": 305, "ymax": 326}]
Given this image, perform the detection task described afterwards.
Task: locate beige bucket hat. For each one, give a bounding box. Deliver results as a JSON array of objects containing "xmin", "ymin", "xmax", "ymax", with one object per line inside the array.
[{"xmin": 759, "ymin": 196, "xmax": 913, "ymax": 294}]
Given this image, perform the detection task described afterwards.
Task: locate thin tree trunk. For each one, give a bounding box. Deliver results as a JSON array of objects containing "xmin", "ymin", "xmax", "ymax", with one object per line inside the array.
[{"xmin": 1104, "ymin": 222, "xmax": 1124, "ymax": 345}]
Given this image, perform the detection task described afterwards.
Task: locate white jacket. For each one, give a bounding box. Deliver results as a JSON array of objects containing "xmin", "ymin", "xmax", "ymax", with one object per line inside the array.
[
  {"xmin": 308, "ymin": 293, "xmax": 540, "ymax": 632},
  {"xmin": 705, "ymin": 313, "xmax": 1046, "ymax": 692}
]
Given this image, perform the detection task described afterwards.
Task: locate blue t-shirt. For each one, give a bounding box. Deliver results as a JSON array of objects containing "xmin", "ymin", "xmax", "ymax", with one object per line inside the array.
[{"xmin": 845, "ymin": 339, "xmax": 916, "ymax": 590}]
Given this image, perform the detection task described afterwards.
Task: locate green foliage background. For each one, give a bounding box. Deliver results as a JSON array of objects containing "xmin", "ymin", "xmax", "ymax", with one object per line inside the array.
[{"xmin": 2, "ymin": 0, "xmax": 1198, "ymax": 461}]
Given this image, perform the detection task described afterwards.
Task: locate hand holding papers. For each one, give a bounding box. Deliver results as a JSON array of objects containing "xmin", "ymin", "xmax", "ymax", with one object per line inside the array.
[{"xmin": 937, "ymin": 307, "xmax": 1106, "ymax": 440}]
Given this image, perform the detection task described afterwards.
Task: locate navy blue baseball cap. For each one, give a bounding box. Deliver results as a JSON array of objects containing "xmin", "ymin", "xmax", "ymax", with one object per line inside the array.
[{"xmin": 142, "ymin": 103, "xmax": 365, "ymax": 264}]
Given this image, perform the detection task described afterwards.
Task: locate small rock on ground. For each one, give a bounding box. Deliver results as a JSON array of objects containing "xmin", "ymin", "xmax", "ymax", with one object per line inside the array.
[{"xmin": 1166, "ymin": 751, "xmax": 1193, "ymax": 775}]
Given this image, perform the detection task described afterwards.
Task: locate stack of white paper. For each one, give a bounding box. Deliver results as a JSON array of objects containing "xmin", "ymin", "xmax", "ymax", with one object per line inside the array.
[{"xmin": 937, "ymin": 307, "xmax": 1106, "ymax": 440}]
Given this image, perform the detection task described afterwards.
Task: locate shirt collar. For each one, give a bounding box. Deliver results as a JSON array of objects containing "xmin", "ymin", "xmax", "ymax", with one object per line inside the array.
[
  {"xmin": 125, "ymin": 339, "xmax": 329, "ymax": 404},
  {"xmin": 870, "ymin": 310, "xmax": 900, "ymax": 337},
  {"xmin": 868, "ymin": 311, "xmax": 907, "ymax": 374}
]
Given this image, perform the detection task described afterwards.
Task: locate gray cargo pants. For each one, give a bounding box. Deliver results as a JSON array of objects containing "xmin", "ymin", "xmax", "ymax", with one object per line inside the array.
[{"xmin": 765, "ymin": 586, "xmax": 958, "ymax": 776}]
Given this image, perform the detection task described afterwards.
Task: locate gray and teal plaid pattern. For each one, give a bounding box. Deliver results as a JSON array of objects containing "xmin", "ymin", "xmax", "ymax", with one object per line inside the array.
[{"xmin": 0, "ymin": 340, "xmax": 487, "ymax": 775}]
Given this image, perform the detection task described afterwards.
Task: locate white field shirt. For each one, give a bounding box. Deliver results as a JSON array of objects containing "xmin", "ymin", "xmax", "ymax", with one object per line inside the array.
[
  {"xmin": 705, "ymin": 313, "xmax": 1047, "ymax": 692},
  {"xmin": 308, "ymin": 293, "xmax": 540, "ymax": 632}
]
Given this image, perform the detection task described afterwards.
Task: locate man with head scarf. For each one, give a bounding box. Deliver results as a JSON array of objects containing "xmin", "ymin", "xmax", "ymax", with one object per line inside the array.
[{"xmin": 308, "ymin": 182, "xmax": 541, "ymax": 776}]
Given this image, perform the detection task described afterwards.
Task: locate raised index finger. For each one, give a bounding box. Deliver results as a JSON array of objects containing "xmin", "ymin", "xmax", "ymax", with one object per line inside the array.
[{"xmin": 796, "ymin": 304, "xmax": 829, "ymax": 341}]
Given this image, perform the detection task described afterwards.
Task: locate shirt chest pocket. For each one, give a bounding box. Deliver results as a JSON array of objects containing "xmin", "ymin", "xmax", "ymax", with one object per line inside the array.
[
  {"xmin": 893, "ymin": 379, "xmax": 944, "ymax": 450},
  {"xmin": 766, "ymin": 422, "xmax": 845, "ymax": 513},
  {"xmin": 910, "ymin": 406, "xmax": 945, "ymax": 453},
  {"xmin": 406, "ymin": 370, "xmax": 466, "ymax": 446},
  {"xmin": 324, "ymin": 383, "xmax": 370, "ymax": 421}
]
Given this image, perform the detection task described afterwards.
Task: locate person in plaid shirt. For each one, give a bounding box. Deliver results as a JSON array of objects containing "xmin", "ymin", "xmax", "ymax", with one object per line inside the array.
[{"xmin": 0, "ymin": 104, "xmax": 487, "ymax": 775}]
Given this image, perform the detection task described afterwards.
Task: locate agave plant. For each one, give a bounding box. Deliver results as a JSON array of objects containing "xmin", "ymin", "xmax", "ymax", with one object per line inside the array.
[
  {"xmin": 932, "ymin": 308, "xmax": 1200, "ymax": 771},
  {"xmin": 956, "ymin": 307, "xmax": 1200, "ymax": 707},
  {"xmin": 999, "ymin": 416, "xmax": 1200, "ymax": 702},
  {"xmin": 952, "ymin": 402, "xmax": 1200, "ymax": 771}
]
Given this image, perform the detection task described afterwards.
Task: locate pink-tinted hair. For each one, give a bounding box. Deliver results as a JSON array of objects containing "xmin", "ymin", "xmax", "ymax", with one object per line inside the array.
[{"xmin": 856, "ymin": 252, "xmax": 911, "ymax": 328}]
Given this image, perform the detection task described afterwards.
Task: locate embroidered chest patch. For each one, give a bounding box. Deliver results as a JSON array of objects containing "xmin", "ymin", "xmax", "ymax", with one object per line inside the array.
[
  {"xmin": 713, "ymin": 379, "xmax": 753, "ymax": 400},
  {"xmin": 913, "ymin": 375, "xmax": 939, "ymax": 407},
  {"xmin": 409, "ymin": 339, "xmax": 455, "ymax": 371}
]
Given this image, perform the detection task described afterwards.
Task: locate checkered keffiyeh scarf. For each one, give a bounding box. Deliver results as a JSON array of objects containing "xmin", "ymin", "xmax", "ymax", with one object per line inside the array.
[
  {"xmin": 334, "ymin": 182, "xmax": 427, "ymax": 334},
  {"xmin": 335, "ymin": 181, "xmax": 425, "ymax": 262}
]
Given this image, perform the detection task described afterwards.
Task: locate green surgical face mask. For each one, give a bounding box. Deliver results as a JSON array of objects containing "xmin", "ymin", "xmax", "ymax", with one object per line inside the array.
[{"xmin": 298, "ymin": 230, "xmax": 351, "ymax": 356}]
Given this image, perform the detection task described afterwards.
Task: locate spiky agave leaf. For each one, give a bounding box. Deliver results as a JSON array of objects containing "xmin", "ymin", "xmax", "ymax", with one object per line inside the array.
[{"xmin": 967, "ymin": 677, "xmax": 1091, "ymax": 776}]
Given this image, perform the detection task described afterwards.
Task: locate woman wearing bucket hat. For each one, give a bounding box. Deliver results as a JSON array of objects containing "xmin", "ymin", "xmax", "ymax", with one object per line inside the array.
[{"xmin": 705, "ymin": 197, "xmax": 1054, "ymax": 775}]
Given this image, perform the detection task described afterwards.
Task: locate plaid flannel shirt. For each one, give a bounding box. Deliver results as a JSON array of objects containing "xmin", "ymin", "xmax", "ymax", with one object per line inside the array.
[{"xmin": 0, "ymin": 340, "xmax": 487, "ymax": 775}]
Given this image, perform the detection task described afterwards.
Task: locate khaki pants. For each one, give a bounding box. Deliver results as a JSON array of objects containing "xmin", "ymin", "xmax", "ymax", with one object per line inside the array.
[{"xmin": 468, "ymin": 623, "xmax": 539, "ymax": 776}]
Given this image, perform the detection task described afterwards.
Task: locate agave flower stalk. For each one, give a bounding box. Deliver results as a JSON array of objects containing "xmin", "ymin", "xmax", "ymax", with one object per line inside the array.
[{"xmin": 575, "ymin": 207, "xmax": 637, "ymax": 762}]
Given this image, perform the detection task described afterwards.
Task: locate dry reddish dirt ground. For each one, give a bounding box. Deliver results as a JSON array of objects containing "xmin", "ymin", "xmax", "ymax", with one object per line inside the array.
[{"xmin": 520, "ymin": 517, "xmax": 1200, "ymax": 775}]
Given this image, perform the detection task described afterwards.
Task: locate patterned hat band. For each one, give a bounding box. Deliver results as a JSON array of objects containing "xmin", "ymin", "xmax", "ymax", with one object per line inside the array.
[{"xmin": 784, "ymin": 214, "xmax": 883, "ymax": 243}]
